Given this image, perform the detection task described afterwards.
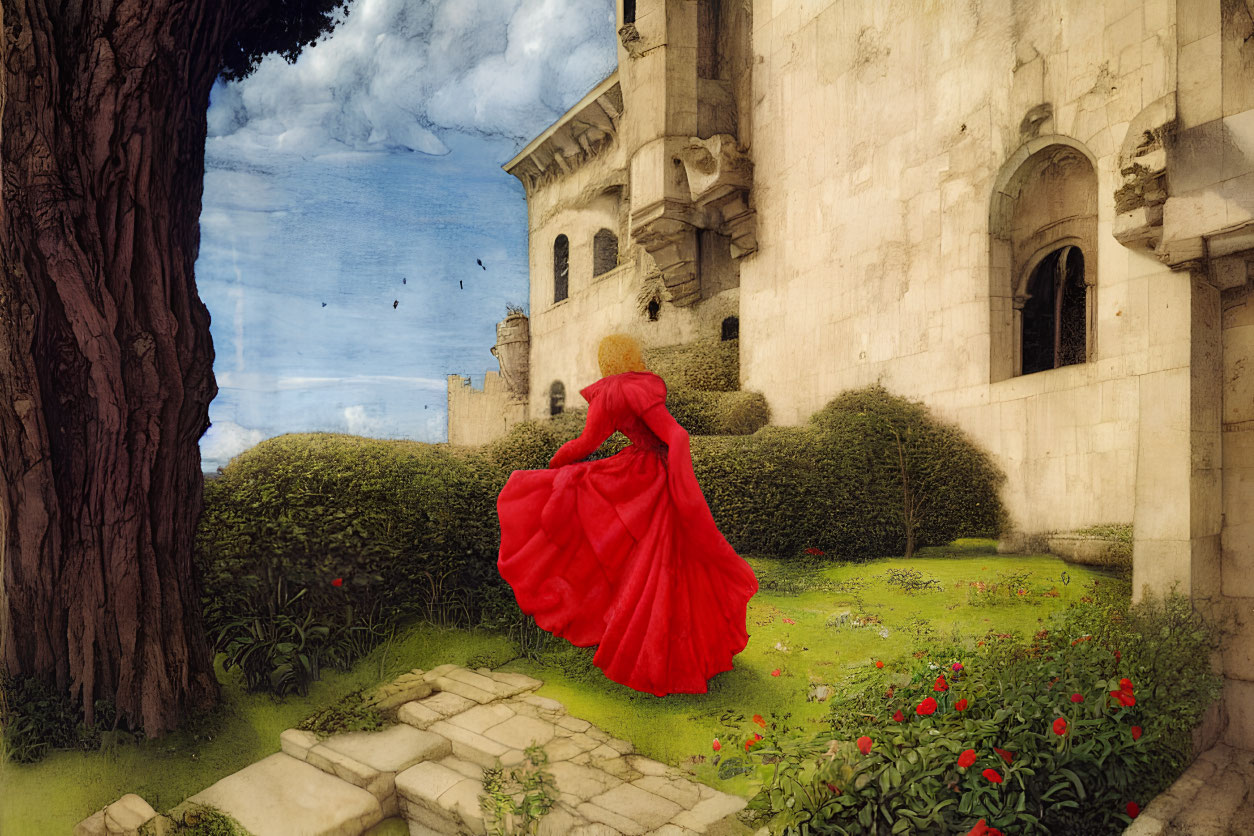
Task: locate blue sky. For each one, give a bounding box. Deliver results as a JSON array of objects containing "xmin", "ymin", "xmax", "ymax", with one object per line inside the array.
[{"xmin": 197, "ymin": 0, "xmax": 617, "ymax": 471}]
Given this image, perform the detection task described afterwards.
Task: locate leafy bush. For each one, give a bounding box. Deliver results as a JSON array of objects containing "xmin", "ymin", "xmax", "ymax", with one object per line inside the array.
[
  {"xmin": 0, "ymin": 671, "xmax": 123, "ymax": 764},
  {"xmin": 144, "ymin": 804, "xmax": 253, "ymax": 836},
  {"xmin": 643, "ymin": 338, "xmax": 739, "ymax": 391},
  {"xmin": 666, "ymin": 389, "xmax": 770, "ymax": 435},
  {"xmin": 197, "ymin": 433, "xmax": 508, "ymax": 695},
  {"xmin": 716, "ymin": 585, "xmax": 1222, "ymax": 835},
  {"xmin": 480, "ymin": 744, "xmax": 560, "ymax": 835},
  {"xmin": 296, "ymin": 688, "xmax": 386, "ymax": 739}
]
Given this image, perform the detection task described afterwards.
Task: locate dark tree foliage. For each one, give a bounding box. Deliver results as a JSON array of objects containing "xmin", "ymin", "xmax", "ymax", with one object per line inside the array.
[{"xmin": 220, "ymin": 0, "xmax": 352, "ymax": 81}]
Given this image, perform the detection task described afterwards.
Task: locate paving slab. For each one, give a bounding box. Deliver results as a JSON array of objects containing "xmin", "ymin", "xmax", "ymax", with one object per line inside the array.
[
  {"xmin": 417, "ymin": 691, "xmax": 477, "ymax": 718},
  {"xmin": 447, "ymin": 702, "xmax": 516, "ymax": 734},
  {"xmin": 590, "ymin": 782, "xmax": 684, "ymax": 830},
  {"xmin": 428, "ymin": 719, "xmax": 512, "ymax": 769},
  {"xmin": 398, "ymin": 700, "xmax": 444, "ymax": 730},
  {"xmin": 483, "ymin": 714, "xmax": 558, "ymax": 749},
  {"xmin": 188, "ymin": 752, "xmax": 384, "ymax": 836},
  {"xmin": 323, "ymin": 724, "xmax": 452, "ymax": 773},
  {"xmin": 433, "ymin": 675, "xmax": 499, "ymax": 704}
]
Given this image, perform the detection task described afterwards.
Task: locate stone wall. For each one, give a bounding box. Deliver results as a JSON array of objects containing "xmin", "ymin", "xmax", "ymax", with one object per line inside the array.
[
  {"xmin": 445, "ymin": 372, "xmax": 526, "ymax": 447},
  {"xmin": 738, "ymin": 0, "xmax": 1182, "ymax": 542}
]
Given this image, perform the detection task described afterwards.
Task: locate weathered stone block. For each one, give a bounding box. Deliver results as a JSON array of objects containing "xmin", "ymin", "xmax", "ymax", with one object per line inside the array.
[
  {"xmin": 306, "ymin": 744, "xmax": 391, "ymax": 800},
  {"xmin": 547, "ymin": 761, "xmax": 623, "ymax": 801},
  {"xmin": 483, "ymin": 714, "xmax": 558, "ymax": 750},
  {"xmin": 448, "ymin": 702, "xmax": 516, "ymax": 735},
  {"xmin": 189, "ymin": 753, "xmax": 384, "ymax": 836},
  {"xmin": 589, "ymin": 783, "xmax": 683, "ymax": 830},
  {"xmin": 428, "ymin": 719, "xmax": 512, "ymax": 769},
  {"xmin": 279, "ymin": 728, "xmax": 320, "ymax": 761},
  {"xmin": 418, "ymin": 691, "xmax": 477, "ymax": 718},
  {"xmin": 632, "ymin": 775, "xmax": 702, "ymax": 809},
  {"xmin": 398, "ymin": 700, "xmax": 445, "ymax": 730},
  {"xmin": 670, "ymin": 792, "xmax": 748, "ymax": 832},
  {"xmin": 433, "ymin": 675, "xmax": 499, "ymax": 704}
]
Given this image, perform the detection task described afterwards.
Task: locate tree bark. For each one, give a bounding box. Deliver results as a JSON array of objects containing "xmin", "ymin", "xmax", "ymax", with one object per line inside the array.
[{"xmin": 0, "ymin": 0, "xmax": 251, "ymax": 736}]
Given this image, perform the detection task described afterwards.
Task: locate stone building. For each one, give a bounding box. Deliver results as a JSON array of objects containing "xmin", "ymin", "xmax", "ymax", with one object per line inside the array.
[{"xmin": 447, "ymin": 0, "xmax": 1254, "ymax": 750}]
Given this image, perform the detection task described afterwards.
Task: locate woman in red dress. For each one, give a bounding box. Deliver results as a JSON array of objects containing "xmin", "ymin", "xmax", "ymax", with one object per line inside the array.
[{"xmin": 496, "ymin": 334, "xmax": 759, "ymax": 697}]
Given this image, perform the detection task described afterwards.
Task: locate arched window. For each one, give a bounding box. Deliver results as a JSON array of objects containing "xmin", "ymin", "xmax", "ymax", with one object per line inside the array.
[
  {"xmin": 549, "ymin": 381, "xmax": 566, "ymax": 416},
  {"xmin": 1021, "ymin": 246, "xmax": 1086, "ymax": 374},
  {"xmin": 593, "ymin": 229, "xmax": 619, "ymax": 277},
  {"xmin": 623, "ymin": 0, "xmax": 636, "ymax": 25},
  {"xmin": 989, "ymin": 141, "xmax": 1098, "ymax": 380},
  {"xmin": 553, "ymin": 235, "xmax": 569, "ymax": 303},
  {"xmin": 721, "ymin": 316, "xmax": 739, "ymax": 341}
]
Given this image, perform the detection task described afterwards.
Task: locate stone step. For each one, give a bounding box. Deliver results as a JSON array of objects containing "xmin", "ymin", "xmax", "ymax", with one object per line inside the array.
[
  {"xmin": 1124, "ymin": 743, "xmax": 1254, "ymax": 835},
  {"xmin": 185, "ymin": 752, "xmax": 385, "ymax": 836}
]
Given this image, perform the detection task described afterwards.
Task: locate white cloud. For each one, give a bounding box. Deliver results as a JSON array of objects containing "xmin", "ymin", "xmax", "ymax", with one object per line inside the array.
[
  {"xmin": 207, "ymin": 0, "xmax": 617, "ymax": 159},
  {"xmin": 201, "ymin": 419, "xmax": 268, "ymax": 468},
  {"xmin": 216, "ymin": 371, "xmax": 449, "ymax": 392}
]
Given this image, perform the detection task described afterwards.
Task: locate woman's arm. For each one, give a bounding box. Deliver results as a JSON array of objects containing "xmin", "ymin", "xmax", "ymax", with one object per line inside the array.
[
  {"xmin": 548, "ymin": 398, "xmax": 615, "ymax": 468},
  {"xmin": 639, "ymin": 402, "xmax": 709, "ymax": 517}
]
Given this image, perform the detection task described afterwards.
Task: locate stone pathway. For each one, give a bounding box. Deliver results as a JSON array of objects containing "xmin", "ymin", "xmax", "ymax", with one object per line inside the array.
[
  {"xmin": 1124, "ymin": 743, "xmax": 1254, "ymax": 836},
  {"xmin": 74, "ymin": 664, "xmax": 752, "ymax": 836}
]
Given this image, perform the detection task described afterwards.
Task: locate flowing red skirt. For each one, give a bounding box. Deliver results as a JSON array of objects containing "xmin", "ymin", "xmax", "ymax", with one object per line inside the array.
[{"xmin": 497, "ymin": 445, "xmax": 758, "ymax": 696}]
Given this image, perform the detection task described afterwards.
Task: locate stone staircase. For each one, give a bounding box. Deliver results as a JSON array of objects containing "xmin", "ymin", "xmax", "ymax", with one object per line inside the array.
[{"xmin": 73, "ymin": 664, "xmax": 752, "ymax": 836}]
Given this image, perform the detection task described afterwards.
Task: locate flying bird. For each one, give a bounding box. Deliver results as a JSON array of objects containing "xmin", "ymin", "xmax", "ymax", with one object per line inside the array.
[
  {"xmin": 477, "ymin": 259, "xmax": 485, "ymax": 270},
  {"xmin": 321, "ymin": 302, "xmax": 327, "ymax": 307},
  {"xmin": 402, "ymin": 277, "xmax": 406, "ymax": 284},
  {"xmin": 459, "ymin": 280, "xmax": 463, "ymax": 289},
  {"xmin": 393, "ymin": 300, "xmax": 399, "ymax": 309}
]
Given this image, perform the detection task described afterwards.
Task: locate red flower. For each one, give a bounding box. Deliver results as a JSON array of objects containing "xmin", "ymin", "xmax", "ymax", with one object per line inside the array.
[
  {"xmin": 1053, "ymin": 717, "xmax": 1068, "ymax": 736},
  {"xmin": 1120, "ymin": 678, "xmax": 1134, "ymax": 692},
  {"xmin": 992, "ymin": 747, "xmax": 1014, "ymax": 765},
  {"xmin": 1127, "ymin": 801, "xmax": 1140, "ymax": 819},
  {"xmin": 824, "ymin": 781, "xmax": 841, "ymax": 794},
  {"xmin": 856, "ymin": 736, "xmax": 873, "ymax": 755},
  {"xmin": 892, "ymin": 710, "xmax": 905, "ymax": 723},
  {"xmin": 952, "ymin": 662, "xmax": 964, "ymax": 672},
  {"xmin": 753, "ymin": 714, "xmax": 767, "ymax": 728},
  {"xmin": 955, "ymin": 698, "xmax": 969, "ymax": 711},
  {"xmin": 875, "ymin": 660, "xmax": 884, "ymax": 669},
  {"xmin": 982, "ymin": 768, "xmax": 1003, "ymax": 784},
  {"xmin": 744, "ymin": 733, "xmax": 763, "ymax": 751},
  {"xmin": 966, "ymin": 820, "xmax": 1004, "ymax": 836},
  {"xmin": 1111, "ymin": 690, "xmax": 1136, "ymax": 707},
  {"xmin": 771, "ymin": 668, "xmax": 780, "ymax": 677},
  {"xmin": 916, "ymin": 697, "xmax": 938, "ymax": 716},
  {"xmin": 957, "ymin": 749, "xmax": 977, "ymax": 768},
  {"xmin": 1114, "ymin": 650, "xmax": 1122, "ymax": 660},
  {"xmin": 712, "ymin": 738, "xmax": 721, "ymax": 751},
  {"xmin": 1070, "ymin": 693, "xmax": 1084, "ymax": 703},
  {"xmin": 805, "ymin": 547, "xmax": 825, "ymax": 555},
  {"xmin": 934, "ymin": 675, "xmax": 949, "ymax": 692},
  {"xmin": 1131, "ymin": 726, "xmax": 1143, "ymax": 741},
  {"xmin": 782, "ymin": 617, "xmax": 795, "ymax": 624},
  {"xmin": 1072, "ymin": 635, "xmax": 1092, "ymax": 646},
  {"xmin": 331, "ymin": 578, "xmax": 343, "ymax": 587}
]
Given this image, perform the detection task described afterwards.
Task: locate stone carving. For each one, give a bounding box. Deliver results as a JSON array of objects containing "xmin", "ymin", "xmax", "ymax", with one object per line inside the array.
[
  {"xmin": 1113, "ymin": 95, "xmax": 1174, "ymax": 252},
  {"xmin": 676, "ymin": 133, "xmax": 758, "ymax": 259},
  {"xmin": 631, "ymin": 206, "xmax": 701, "ymax": 306}
]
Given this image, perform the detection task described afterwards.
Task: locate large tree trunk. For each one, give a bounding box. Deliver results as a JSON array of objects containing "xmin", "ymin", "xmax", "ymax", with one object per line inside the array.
[{"xmin": 0, "ymin": 1, "xmax": 247, "ymax": 736}]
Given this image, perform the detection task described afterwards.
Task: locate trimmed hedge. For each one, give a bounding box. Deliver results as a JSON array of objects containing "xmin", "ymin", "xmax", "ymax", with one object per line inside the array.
[
  {"xmin": 643, "ymin": 338, "xmax": 739, "ymax": 392},
  {"xmin": 666, "ymin": 389, "xmax": 769, "ymax": 436}
]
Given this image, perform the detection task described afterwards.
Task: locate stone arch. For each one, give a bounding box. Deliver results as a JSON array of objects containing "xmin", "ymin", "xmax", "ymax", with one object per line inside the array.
[
  {"xmin": 989, "ymin": 138, "xmax": 1099, "ymax": 381},
  {"xmin": 593, "ymin": 228, "xmax": 619, "ymax": 277},
  {"xmin": 554, "ymin": 235, "xmax": 569, "ymax": 303},
  {"xmin": 549, "ymin": 380, "xmax": 566, "ymax": 416}
]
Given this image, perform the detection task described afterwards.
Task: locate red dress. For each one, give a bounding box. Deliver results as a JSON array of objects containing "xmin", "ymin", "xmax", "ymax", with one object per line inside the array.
[{"xmin": 496, "ymin": 370, "xmax": 759, "ymax": 696}]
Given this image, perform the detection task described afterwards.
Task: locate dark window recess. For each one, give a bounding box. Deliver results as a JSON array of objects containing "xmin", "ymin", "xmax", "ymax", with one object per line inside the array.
[
  {"xmin": 549, "ymin": 381, "xmax": 566, "ymax": 416},
  {"xmin": 1021, "ymin": 246, "xmax": 1086, "ymax": 375},
  {"xmin": 623, "ymin": 0, "xmax": 636, "ymax": 24},
  {"xmin": 554, "ymin": 235, "xmax": 569, "ymax": 303},
  {"xmin": 697, "ymin": 0, "xmax": 719, "ymax": 79},
  {"xmin": 721, "ymin": 316, "xmax": 739, "ymax": 341},
  {"xmin": 647, "ymin": 299, "xmax": 660, "ymax": 321},
  {"xmin": 593, "ymin": 229, "xmax": 619, "ymax": 276}
]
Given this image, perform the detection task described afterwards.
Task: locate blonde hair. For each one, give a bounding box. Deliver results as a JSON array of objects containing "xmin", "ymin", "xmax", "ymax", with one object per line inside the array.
[{"xmin": 597, "ymin": 333, "xmax": 648, "ymax": 377}]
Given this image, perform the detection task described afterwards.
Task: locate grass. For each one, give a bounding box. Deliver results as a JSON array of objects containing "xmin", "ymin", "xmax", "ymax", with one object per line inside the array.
[{"xmin": 0, "ymin": 540, "xmax": 1118, "ymax": 834}]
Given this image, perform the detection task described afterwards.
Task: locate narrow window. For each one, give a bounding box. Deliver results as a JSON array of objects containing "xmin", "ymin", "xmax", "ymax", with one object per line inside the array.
[
  {"xmin": 698, "ymin": 0, "xmax": 719, "ymax": 79},
  {"xmin": 646, "ymin": 299, "xmax": 660, "ymax": 321},
  {"xmin": 554, "ymin": 235, "xmax": 569, "ymax": 303},
  {"xmin": 1021, "ymin": 245, "xmax": 1086, "ymax": 375},
  {"xmin": 721, "ymin": 316, "xmax": 739, "ymax": 341},
  {"xmin": 623, "ymin": 0, "xmax": 636, "ymax": 25},
  {"xmin": 592, "ymin": 229, "xmax": 619, "ymax": 277},
  {"xmin": 549, "ymin": 381, "xmax": 566, "ymax": 416}
]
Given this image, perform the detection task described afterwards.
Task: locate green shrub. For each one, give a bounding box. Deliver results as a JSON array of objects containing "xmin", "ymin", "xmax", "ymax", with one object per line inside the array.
[
  {"xmin": 151, "ymin": 803, "xmax": 253, "ymax": 836},
  {"xmin": 719, "ymin": 585, "xmax": 1221, "ymax": 835},
  {"xmin": 0, "ymin": 671, "xmax": 123, "ymax": 764},
  {"xmin": 643, "ymin": 338, "xmax": 739, "ymax": 391},
  {"xmin": 197, "ymin": 433, "xmax": 507, "ymax": 697},
  {"xmin": 666, "ymin": 389, "xmax": 770, "ymax": 435},
  {"xmin": 480, "ymin": 744, "xmax": 560, "ymax": 835},
  {"xmin": 296, "ymin": 688, "xmax": 386, "ymax": 739}
]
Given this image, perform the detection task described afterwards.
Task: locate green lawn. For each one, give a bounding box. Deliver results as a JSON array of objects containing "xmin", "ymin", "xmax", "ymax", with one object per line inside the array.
[{"xmin": 0, "ymin": 541, "xmax": 1119, "ymax": 835}]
